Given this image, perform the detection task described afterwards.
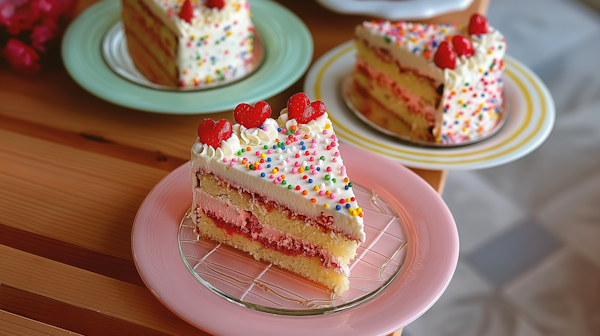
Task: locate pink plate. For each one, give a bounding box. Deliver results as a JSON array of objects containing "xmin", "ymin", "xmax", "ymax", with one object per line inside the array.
[{"xmin": 132, "ymin": 143, "xmax": 459, "ymax": 336}]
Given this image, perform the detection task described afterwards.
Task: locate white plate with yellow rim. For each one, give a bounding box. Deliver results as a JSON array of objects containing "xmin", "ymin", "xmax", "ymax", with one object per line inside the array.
[{"xmin": 303, "ymin": 41, "xmax": 555, "ymax": 170}]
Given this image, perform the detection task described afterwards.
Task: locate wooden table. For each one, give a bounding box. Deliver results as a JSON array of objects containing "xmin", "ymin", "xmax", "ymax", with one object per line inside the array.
[{"xmin": 0, "ymin": 0, "xmax": 488, "ymax": 334}]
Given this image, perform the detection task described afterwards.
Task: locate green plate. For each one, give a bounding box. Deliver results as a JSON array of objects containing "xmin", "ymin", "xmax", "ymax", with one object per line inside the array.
[{"xmin": 62, "ymin": 0, "xmax": 313, "ymax": 114}]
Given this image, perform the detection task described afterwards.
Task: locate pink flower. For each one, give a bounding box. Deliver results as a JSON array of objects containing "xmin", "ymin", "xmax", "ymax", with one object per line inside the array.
[
  {"xmin": 30, "ymin": 21, "xmax": 54, "ymax": 51},
  {"xmin": 0, "ymin": 0, "xmax": 75, "ymax": 34},
  {"xmin": 3, "ymin": 1, "xmax": 41, "ymax": 35},
  {"xmin": 0, "ymin": 0, "xmax": 28, "ymax": 27},
  {"xmin": 3, "ymin": 38, "xmax": 41, "ymax": 75},
  {"xmin": 39, "ymin": 0, "xmax": 76, "ymax": 21},
  {"xmin": 1, "ymin": 0, "xmax": 77, "ymax": 74},
  {"xmin": 29, "ymin": 0, "xmax": 55, "ymax": 20}
]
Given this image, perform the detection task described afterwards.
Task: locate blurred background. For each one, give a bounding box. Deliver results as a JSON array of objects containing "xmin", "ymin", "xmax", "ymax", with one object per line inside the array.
[{"xmin": 404, "ymin": 0, "xmax": 600, "ymax": 335}]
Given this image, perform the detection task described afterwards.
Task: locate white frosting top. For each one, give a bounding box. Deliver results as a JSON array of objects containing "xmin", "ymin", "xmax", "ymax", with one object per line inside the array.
[
  {"xmin": 191, "ymin": 111, "xmax": 366, "ymax": 242},
  {"xmin": 355, "ymin": 20, "xmax": 506, "ymax": 144},
  {"xmin": 151, "ymin": 0, "xmax": 254, "ymax": 87}
]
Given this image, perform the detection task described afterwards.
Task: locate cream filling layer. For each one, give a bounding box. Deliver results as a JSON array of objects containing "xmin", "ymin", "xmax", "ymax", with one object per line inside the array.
[{"xmin": 194, "ymin": 188, "xmax": 349, "ymax": 275}]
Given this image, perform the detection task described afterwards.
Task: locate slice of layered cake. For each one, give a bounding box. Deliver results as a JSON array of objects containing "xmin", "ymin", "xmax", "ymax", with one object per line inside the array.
[
  {"xmin": 351, "ymin": 14, "xmax": 506, "ymax": 144},
  {"xmin": 121, "ymin": 0, "xmax": 254, "ymax": 88},
  {"xmin": 191, "ymin": 93, "xmax": 365, "ymax": 294}
]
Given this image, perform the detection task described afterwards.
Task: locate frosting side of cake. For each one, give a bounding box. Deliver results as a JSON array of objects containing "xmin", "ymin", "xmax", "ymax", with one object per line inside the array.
[
  {"xmin": 191, "ymin": 112, "xmax": 366, "ymax": 242},
  {"xmin": 439, "ymin": 31, "xmax": 505, "ymax": 143},
  {"xmin": 354, "ymin": 18, "xmax": 506, "ymax": 143}
]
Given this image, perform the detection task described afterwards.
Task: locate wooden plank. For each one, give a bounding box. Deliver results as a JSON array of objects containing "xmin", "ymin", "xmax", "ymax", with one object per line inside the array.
[
  {"xmin": 0, "ymin": 72, "xmax": 302, "ymax": 163},
  {"xmin": 0, "ymin": 130, "xmax": 167, "ymax": 260},
  {"xmin": 0, "ymin": 309, "xmax": 83, "ymax": 336},
  {"xmin": 0, "ymin": 129, "xmax": 170, "ymax": 189},
  {"xmin": 409, "ymin": 168, "xmax": 448, "ymax": 195},
  {"xmin": 0, "ymin": 70, "xmax": 221, "ymax": 160},
  {"xmin": 0, "ymin": 115, "xmax": 187, "ymax": 172},
  {"xmin": 0, "ymin": 245, "xmax": 208, "ymax": 335},
  {"xmin": 0, "ymin": 223, "xmax": 144, "ymax": 287},
  {"xmin": 0, "ymin": 286, "xmax": 171, "ymax": 336},
  {"xmin": 0, "ymin": 171, "xmax": 134, "ymax": 260}
]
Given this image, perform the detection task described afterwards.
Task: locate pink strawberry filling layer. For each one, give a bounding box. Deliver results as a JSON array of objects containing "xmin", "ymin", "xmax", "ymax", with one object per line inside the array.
[
  {"xmin": 356, "ymin": 59, "xmax": 437, "ymax": 122},
  {"xmin": 360, "ymin": 39, "xmax": 440, "ymax": 94},
  {"xmin": 194, "ymin": 188, "xmax": 347, "ymax": 274},
  {"xmin": 197, "ymin": 171, "xmax": 362, "ymax": 242}
]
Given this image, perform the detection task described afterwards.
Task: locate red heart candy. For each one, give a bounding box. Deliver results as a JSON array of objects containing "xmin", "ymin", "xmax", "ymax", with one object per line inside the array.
[
  {"xmin": 233, "ymin": 101, "xmax": 271, "ymax": 128},
  {"xmin": 287, "ymin": 92, "xmax": 310, "ymax": 119},
  {"xmin": 310, "ymin": 100, "xmax": 327, "ymax": 119},
  {"xmin": 179, "ymin": 0, "xmax": 194, "ymax": 23},
  {"xmin": 287, "ymin": 93, "xmax": 326, "ymax": 124},
  {"xmin": 452, "ymin": 35, "xmax": 474, "ymax": 58},
  {"xmin": 433, "ymin": 41, "xmax": 456, "ymax": 70},
  {"xmin": 205, "ymin": 0, "xmax": 225, "ymax": 10},
  {"xmin": 468, "ymin": 14, "xmax": 489, "ymax": 35},
  {"xmin": 197, "ymin": 119, "xmax": 233, "ymax": 149}
]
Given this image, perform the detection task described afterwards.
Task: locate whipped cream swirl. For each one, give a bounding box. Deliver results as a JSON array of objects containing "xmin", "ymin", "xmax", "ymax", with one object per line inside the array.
[
  {"xmin": 192, "ymin": 134, "xmax": 241, "ymax": 160},
  {"xmin": 277, "ymin": 109, "xmax": 332, "ymax": 136},
  {"xmin": 232, "ymin": 118, "xmax": 279, "ymax": 146}
]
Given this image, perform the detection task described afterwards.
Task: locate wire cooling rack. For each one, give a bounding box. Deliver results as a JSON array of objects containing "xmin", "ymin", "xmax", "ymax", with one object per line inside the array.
[{"xmin": 178, "ymin": 183, "xmax": 408, "ymax": 315}]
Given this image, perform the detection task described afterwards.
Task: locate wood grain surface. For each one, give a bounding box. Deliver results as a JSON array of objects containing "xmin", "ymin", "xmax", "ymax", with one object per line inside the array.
[{"xmin": 0, "ymin": 0, "xmax": 486, "ymax": 334}]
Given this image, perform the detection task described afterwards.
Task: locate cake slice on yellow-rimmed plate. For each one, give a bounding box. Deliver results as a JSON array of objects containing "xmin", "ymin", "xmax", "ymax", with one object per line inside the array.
[
  {"xmin": 191, "ymin": 93, "xmax": 365, "ymax": 294},
  {"xmin": 351, "ymin": 14, "xmax": 506, "ymax": 144}
]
